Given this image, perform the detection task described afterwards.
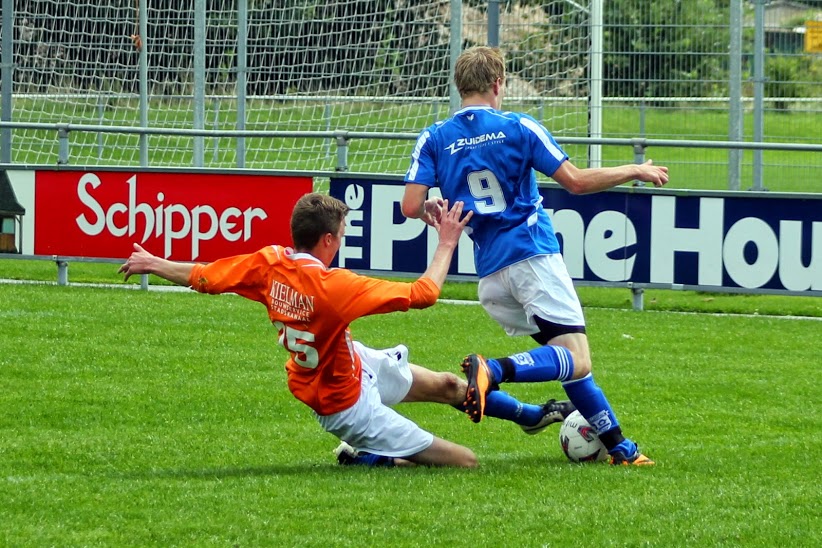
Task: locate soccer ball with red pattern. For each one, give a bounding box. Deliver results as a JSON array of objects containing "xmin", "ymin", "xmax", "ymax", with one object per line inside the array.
[{"xmin": 559, "ymin": 410, "xmax": 608, "ymax": 463}]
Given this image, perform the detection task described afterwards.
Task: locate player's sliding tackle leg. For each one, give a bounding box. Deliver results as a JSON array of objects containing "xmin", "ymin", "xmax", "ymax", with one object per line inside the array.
[
  {"xmin": 459, "ymin": 347, "xmax": 576, "ymax": 435},
  {"xmin": 462, "ymin": 345, "xmax": 654, "ymax": 465},
  {"xmin": 453, "ymin": 383, "xmax": 574, "ymax": 435}
]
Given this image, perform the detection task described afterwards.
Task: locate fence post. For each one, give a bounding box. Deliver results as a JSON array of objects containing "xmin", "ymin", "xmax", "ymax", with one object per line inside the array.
[
  {"xmin": 631, "ymin": 287, "xmax": 644, "ymax": 311},
  {"xmin": 97, "ymin": 95, "xmax": 106, "ymax": 161},
  {"xmin": 752, "ymin": 0, "xmax": 766, "ymax": 191},
  {"xmin": 487, "ymin": 0, "xmax": 500, "ymax": 47},
  {"xmin": 57, "ymin": 126, "xmax": 70, "ymax": 165},
  {"xmin": 728, "ymin": 0, "xmax": 743, "ymax": 191},
  {"xmin": 449, "ymin": 0, "xmax": 462, "ymax": 115},
  {"xmin": 325, "ymin": 103, "xmax": 332, "ymax": 158},
  {"xmin": 212, "ymin": 97, "xmax": 221, "ymax": 158},
  {"xmin": 236, "ymin": 0, "xmax": 248, "ymax": 168},
  {"xmin": 139, "ymin": 0, "xmax": 148, "ymax": 167},
  {"xmin": 56, "ymin": 260, "xmax": 69, "ymax": 286},
  {"xmin": 0, "ymin": 0, "xmax": 13, "ymax": 164},
  {"xmin": 632, "ymin": 138, "xmax": 646, "ymax": 187},
  {"xmin": 335, "ymin": 135, "xmax": 349, "ymax": 172},
  {"xmin": 589, "ymin": 0, "xmax": 604, "ymax": 169},
  {"xmin": 193, "ymin": 0, "xmax": 206, "ymax": 167}
]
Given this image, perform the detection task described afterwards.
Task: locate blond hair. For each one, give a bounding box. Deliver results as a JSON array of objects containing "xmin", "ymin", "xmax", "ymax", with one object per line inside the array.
[{"xmin": 454, "ymin": 46, "xmax": 506, "ymax": 98}]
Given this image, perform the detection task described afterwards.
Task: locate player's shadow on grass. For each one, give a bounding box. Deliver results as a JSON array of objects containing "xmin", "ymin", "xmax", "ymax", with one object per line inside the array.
[
  {"xmin": 118, "ymin": 453, "xmax": 574, "ymax": 480},
  {"xmin": 119, "ymin": 463, "xmax": 328, "ymax": 480},
  {"xmin": 483, "ymin": 453, "xmax": 573, "ymax": 468}
]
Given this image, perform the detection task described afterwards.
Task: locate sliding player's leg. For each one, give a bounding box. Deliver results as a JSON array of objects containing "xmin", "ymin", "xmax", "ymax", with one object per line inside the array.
[{"xmin": 365, "ymin": 342, "xmax": 569, "ymax": 433}]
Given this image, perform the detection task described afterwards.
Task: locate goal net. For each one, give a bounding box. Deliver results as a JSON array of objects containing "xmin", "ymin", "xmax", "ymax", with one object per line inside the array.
[{"xmin": 5, "ymin": 0, "xmax": 592, "ymax": 172}]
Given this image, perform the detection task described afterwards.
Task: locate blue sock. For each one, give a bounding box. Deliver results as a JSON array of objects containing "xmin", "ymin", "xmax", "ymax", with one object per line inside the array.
[
  {"xmin": 610, "ymin": 439, "xmax": 638, "ymax": 457},
  {"xmin": 350, "ymin": 452, "xmax": 395, "ymax": 467},
  {"xmin": 488, "ymin": 345, "xmax": 574, "ymax": 384},
  {"xmin": 452, "ymin": 391, "xmax": 544, "ymax": 426},
  {"xmin": 485, "ymin": 390, "xmax": 545, "ymax": 426},
  {"xmin": 561, "ymin": 373, "xmax": 620, "ymax": 436}
]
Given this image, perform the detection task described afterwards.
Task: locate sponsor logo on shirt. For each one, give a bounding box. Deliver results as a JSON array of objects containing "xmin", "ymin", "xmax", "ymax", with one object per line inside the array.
[
  {"xmin": 445, "ymin": 131, "xmax": 506, "ymax": 155},
  {"xmin": 270, "ymin": 280, "xmax": 315, "ymax": 321}
]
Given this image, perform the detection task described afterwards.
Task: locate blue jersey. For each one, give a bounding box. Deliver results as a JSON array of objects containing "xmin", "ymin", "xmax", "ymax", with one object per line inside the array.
[{"xmin": 405, "ymin": 105, "xmax": 568, "ymax": 277}]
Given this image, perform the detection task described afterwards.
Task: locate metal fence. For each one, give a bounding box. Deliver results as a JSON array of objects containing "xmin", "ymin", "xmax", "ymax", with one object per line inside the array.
[{"xmin": 1, "ymin": 0, "xmax": 821, "ymax": 191}]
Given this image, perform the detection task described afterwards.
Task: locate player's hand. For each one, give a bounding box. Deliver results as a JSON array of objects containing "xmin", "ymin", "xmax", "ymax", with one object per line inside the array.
[
  {"xmin": 118, "ymin": 243, "xmax": 156, "ymax": 281},
  {"xmin": 636, "ymin": 160, "xmax": 669, "ymax": 187},
  {"xmin": 420, "ymin": 196, "xmax": 444, "ymax": 228},
  {"xmin": 436, "ymin": 200, "xmax": 473, "ymax": 248}
]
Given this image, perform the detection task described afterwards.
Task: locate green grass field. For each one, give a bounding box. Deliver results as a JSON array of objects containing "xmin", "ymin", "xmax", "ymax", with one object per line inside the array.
[{"xmin": 1, "ymin": 263, "xmax": 820, "ymax": 546}]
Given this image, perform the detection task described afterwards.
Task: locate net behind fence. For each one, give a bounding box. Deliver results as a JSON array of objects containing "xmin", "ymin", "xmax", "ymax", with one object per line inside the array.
[{"xmin": 4, "ymin": 0, "xmax": 593, "ymax": 174}]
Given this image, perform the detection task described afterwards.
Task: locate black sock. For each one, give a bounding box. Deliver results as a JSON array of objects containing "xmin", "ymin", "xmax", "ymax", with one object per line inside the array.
[
  {"xmin": 495, "ymin": 357, "xmax": 517, "ymax": 383},
  {"xmin": 598, "ymin": 426, "xmax": 625, "ymax": 452}
]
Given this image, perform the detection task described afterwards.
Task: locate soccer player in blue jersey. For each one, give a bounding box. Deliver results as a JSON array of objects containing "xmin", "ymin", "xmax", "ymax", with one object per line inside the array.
[{"xmin": 402, "ymin": 46, "xmax": 668, "ymax": 466}]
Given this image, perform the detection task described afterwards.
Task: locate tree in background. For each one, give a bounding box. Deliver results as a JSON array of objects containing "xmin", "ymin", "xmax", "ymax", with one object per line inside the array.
[{"xmin": 603, "ymin": 0, "xmax": 730, "ymax": 101}]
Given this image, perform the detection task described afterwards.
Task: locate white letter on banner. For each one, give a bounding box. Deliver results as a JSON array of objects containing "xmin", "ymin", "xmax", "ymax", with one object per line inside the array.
[
  {"xmin": 585, "ymin": 210, "xmax": 636, "ymax": 282},
  {"xmin": 191, "ymin": 205, "xmax": 219, "ymax": 260},
  {"xmin": 650, "ymin": 196, "xmax": 724, "ymax": 285},
  {"xmin": 164, "ymin": 204, "xmax": 191, "ymax": 259},
  {"xmin": 75, "ymin": 173, "xmax": 105, "ymax": 235},
  {"xmin": 105, "ymin": 202, "xmax": 128, "ymax": 237},
  {"xmin": 338, "ymin": 184, "xmax": 365, "ymax": 268},
  {"xmin": 127, "ymin": 175, "xmax": 155, "ymax": 241},
  {"xmin": 219, "ymin": 207, "xmax": 242, "ymax": 242},
  {"xmin": 549, "ymin": 209, "xmax": 585, "ymax": 278},
  {"xmin": 456, "ymin": 230, "xmax": 476, "ymax": 275},
  {"xmin": 371, "ymin": 185, "xmax": 424, "ymax": 270},
  {"xmin": 723, "ymin": 217, "xmax": 778, "ymax": 289},
  {"xmin": 242, "ymin": 207, "xmax": 267, "ymax": 242},
  {"xmin": 779, "ymin": 221, "xmax": 822, "ymax": 291}
]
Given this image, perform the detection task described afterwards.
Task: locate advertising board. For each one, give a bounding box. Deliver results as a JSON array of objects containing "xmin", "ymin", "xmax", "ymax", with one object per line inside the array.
[
  {"xmin": 331, "ymin": 177, "xmax": 822, "ymax": 295},
  {"xmin": 7, "ymin": 169, "xmax": 312, "ymax": 262}
]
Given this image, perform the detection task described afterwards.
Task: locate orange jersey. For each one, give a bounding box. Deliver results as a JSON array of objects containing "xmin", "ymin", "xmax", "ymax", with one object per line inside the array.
[{"xmin": 188, "ymin": 245, "xmax": 439, "ymax": 415}]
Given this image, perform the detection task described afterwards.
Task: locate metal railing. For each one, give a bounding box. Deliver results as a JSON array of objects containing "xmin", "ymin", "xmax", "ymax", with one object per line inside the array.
[{"xmin": 3, "ymin": 121, "xmax": 822, "ymax": 178}]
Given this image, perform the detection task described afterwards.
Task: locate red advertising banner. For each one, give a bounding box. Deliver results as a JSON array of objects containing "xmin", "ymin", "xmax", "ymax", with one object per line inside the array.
[{"xmin": 34, "ymin": 170, "xmax": 312, "ymax": 262}]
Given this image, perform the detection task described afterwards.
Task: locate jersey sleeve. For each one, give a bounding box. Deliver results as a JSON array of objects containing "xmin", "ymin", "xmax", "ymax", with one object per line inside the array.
[
  {"xmin": 519, "ymin": 114, "xmax": 568, "ymax": 177},
  {"xmin": 404, "ymin": 127, "xmax": 438, "ymax": 186},
  {"xmin": 188, "ymin": 247, "xmax": 275, "ymax": 305},
  {"xmin": 409, "ymin": 277, "xmax": 439, "ymax": 308},
  {"xmin": 324, "ymin": 269, "xmax": 422, "ymax": 322}
]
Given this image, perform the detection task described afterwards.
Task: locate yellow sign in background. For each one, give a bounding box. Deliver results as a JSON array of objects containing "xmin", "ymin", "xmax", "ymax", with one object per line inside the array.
[{"xmin": 806, "ymin": 21, "xmax": 822, "ymax": 53}]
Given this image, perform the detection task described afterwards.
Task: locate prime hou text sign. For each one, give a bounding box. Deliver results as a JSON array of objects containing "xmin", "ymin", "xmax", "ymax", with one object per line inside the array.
[{"xmin": 330, "ymin": 177, "xmax": 821, "ymax": 295}]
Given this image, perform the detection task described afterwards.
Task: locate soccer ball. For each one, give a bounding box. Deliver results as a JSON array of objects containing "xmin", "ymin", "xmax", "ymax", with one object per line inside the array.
[{"xmin": 559, "ymin": 410, "xmax": 608, "ymax": 463}]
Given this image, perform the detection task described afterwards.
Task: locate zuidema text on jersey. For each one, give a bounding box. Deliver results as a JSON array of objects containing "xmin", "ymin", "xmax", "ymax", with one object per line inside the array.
[
  {"xmin": 445, "ymin": 131, "xmax": 506, "ymax": 155},
  {"xmin": 75, "ymin": 173, "xmax": 268, "ymax": 260}
]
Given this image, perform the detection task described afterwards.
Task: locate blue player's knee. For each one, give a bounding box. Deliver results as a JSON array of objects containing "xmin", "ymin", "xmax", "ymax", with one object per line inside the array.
[{"xmin": 567, "ymin": 349, "xmax": 591, "ymax": 378}]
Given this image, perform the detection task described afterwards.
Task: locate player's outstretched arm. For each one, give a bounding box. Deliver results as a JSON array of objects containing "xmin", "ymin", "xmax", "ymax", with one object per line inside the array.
[
  {"xmin": 401, "ymin": 183, "xmax": 443, "ymax": 227},
  {"xmin": 118, "ymin": 243, "xmax": 195, "ymax": 286},
  {"xmin": 552, "ymin": 159, "xmax": 669, "ymax": 195},
  {"xmin": 419, "ymin": 200, "xmax": 472, "ymax": 289}
]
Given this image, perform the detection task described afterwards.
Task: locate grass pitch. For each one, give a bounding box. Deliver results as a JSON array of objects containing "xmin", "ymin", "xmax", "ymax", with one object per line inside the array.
[{"xmin": 1, "ymin": 275, "xmax": 820, "ymax": 546}]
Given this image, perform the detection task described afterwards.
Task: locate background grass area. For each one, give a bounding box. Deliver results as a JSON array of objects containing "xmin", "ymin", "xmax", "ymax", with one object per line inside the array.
[
  {"xmin": 9, "ymin": 101, "xmax": 822, "ymax": 193},
  {"xmin": 1, "ymin": 266, "xmax": 820, "ymax": 546},
  {"xmin": 2, "ymin": 258, "xmax": 821, "ymax": 318}
]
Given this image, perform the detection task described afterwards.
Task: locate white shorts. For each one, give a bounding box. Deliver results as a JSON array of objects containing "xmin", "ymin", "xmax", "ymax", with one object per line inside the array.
[
  {"xmin": 315, "ymin": 341, "xmax": 435, "ymax": 457},
  {"xmin": 478, "ymin": 254, "xmax": 585, "ymax": 337}
]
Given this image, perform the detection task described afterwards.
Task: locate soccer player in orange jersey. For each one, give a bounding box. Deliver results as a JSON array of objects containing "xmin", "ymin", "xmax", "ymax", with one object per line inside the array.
[{"xmin": 121, "ymin": 192, "xmax": 486, "ymax": 467}]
